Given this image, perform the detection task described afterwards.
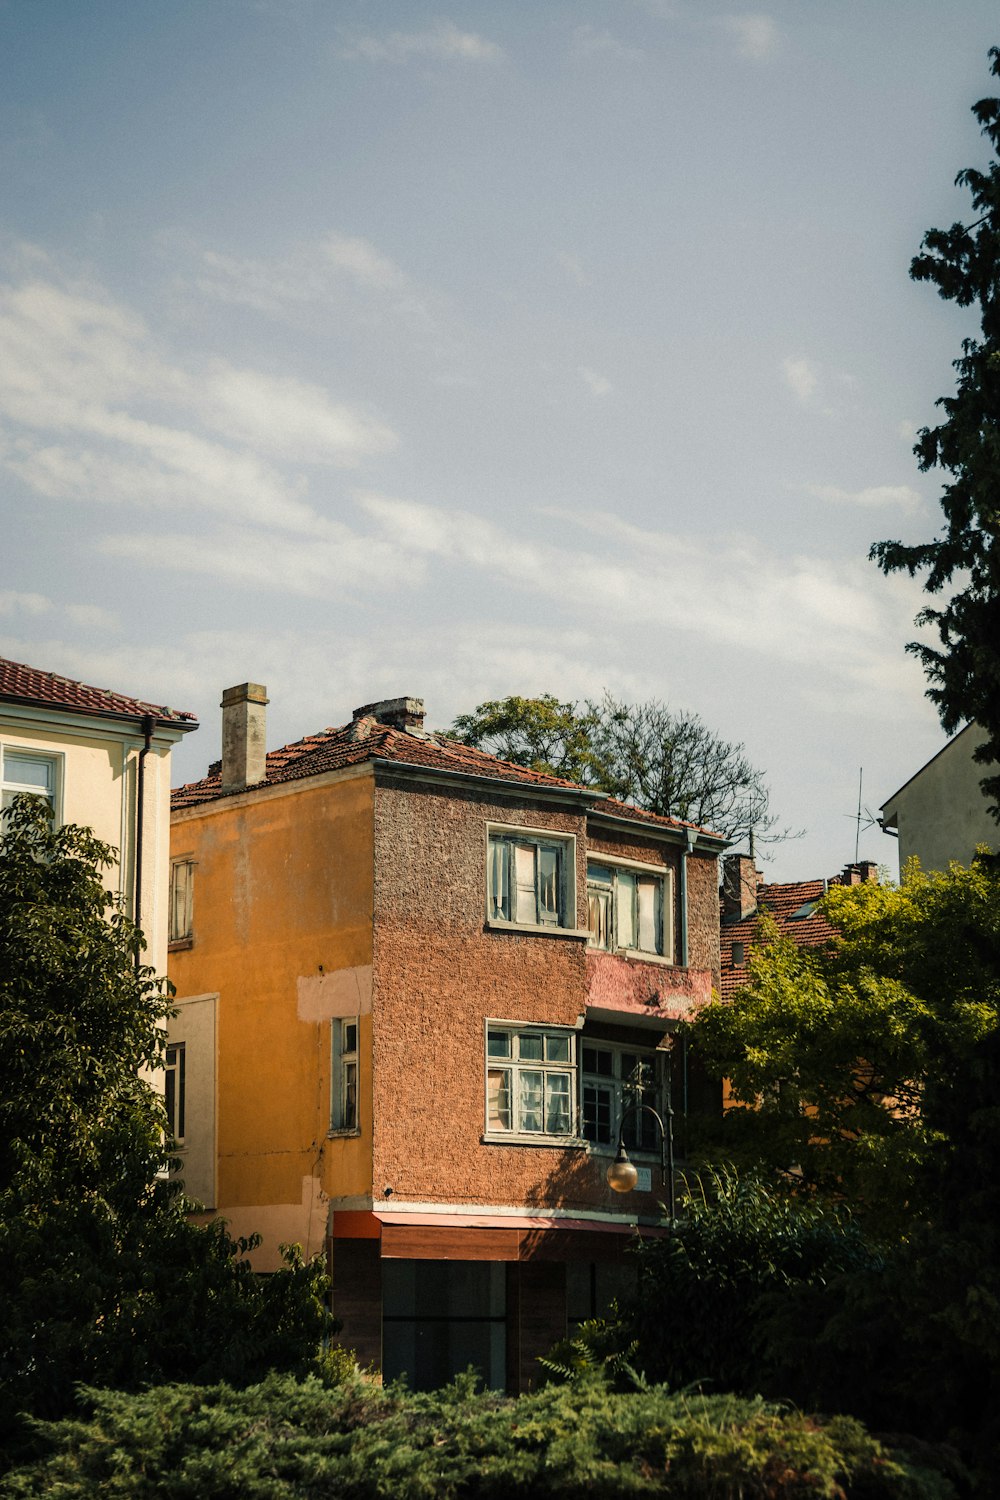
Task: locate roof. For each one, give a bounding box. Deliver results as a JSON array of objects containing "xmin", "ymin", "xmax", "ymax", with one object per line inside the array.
[
  {"xmin": 0, "ymin": 655, "xmax": 198, "ymax": 730},
  {"xmin": 171, "ymin": 716, "xmax": 721, "ymax": 843},
  {"xmin": 880, "ymin": 720, "xmax": 984, "ymax": 818},
  {"xmin": 718, "ymin": 874, "xmax": 839, "ymax": 1000}
]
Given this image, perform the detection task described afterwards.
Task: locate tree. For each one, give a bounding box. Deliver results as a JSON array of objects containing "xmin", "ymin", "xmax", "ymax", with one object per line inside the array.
[
  {"xmin": 688, "ymin": 857, "xmax": 1000, "ymax": 1227},
  {"xmin": 450, "ymin": 692, "xmax": 786, "ymax": 845},
  {"xmin": 0, "ymin": 797, "xmax": 330, "ymax": 1455},
  {"xmin": 871, "ymin": 47, "xmax": 1000, "ymax": 823}
]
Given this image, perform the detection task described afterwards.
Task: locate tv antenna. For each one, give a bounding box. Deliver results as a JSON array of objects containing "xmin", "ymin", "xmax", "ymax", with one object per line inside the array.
[{"xmin": 847, "ymin": 768, "xmax": 879, "ymax": 862}]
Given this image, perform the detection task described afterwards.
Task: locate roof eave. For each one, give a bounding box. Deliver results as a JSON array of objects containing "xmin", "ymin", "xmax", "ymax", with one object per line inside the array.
[
  {"xmin": 371, "ymin": 755, "xmax": 607, "ymax": 806},
  {"xmin": 588, "ymin": 805, "xmax": 728, "ymax": 852},
  {"xmin": 0, "ymin": 692, "xmax": 198, "ymax": 735}
]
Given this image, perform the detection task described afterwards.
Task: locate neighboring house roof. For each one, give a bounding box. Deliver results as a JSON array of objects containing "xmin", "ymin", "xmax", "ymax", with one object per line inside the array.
[
  {"xmin": 718, "ymin": 861, "xmax": 877, "ymax": 1000},
  {"xmin": 171, "ymin": 715, "xmax": 723, "ymax": 844},
  {"xmin": 0, "ymin": 655, "xmax": 198, "ymax": 730}
]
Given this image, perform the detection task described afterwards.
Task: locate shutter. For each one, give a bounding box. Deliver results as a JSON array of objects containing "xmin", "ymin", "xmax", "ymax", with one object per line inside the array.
[{"xmin": 514, "ymin": 843, "xmax": 537, "ymax": 923}]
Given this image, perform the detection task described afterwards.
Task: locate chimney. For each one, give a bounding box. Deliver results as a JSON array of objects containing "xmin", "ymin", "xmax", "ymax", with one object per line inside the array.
[
  {"xmin": 857, "ymin": 860, "xmax": 878, "ymax": 883},
  {"xmin": 352, "ymin": 696, "xmax": 425, "ymax": 731},
  {"xmin": 722, "ymin": 853, "xmax": 758, "ymax": 922},
  {"xmin": 220, "ymin": 683, "xmax": 269, "ymax": 792}
]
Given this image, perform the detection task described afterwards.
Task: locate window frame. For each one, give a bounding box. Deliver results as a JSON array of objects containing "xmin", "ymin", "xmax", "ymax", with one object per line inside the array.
[
  {"xmin": 580, "ymin": 1040, "xmax": 664, "ymax": 1156},
  {"xmin": 586, "ymin": 855, "xmax": 674, "ymax": 961},
  {"xmin": 484, "ymin": 1020, "xmax": 581, "ymax": 1143},
  {"xmin": 485, "ymin": 822, "xmax": 578, "ymax": 934},
  {"xmin": 164, "ymin": 1040, "xmax": 186, "ymax": 1145},
  {"xmin": 330, "ymin": 1016, "xmax": 360, "ymax": 1136},
  {"xmin": 0, "ymin": 745, "xmax": 62, "ymax": 824},
  {"xmin": 168, "ymin": 856, "xmax": 196, "ymax": 946}
]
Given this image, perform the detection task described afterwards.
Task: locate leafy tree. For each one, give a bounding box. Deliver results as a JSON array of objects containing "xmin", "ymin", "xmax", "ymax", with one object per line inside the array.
[
  {"xmin": 450, "ymin": 692, "xmax": 786, "ymax": 844},
  {"xmin": 689, "ymin": 858, "xmax": 1000, "ymax": 1226},
  {"xmin": 0, "ymin": 796, "xmax": 331, "ymax": 1456},
  {"xmin": 871, "ymin": 47, "xmax": 1000, "ymax": 824}
]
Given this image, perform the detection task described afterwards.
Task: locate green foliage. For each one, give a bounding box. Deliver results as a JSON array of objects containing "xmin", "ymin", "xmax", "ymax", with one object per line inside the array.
[
  {"xmin": 2, "ymin": 1372, "xmax": 959, "ymax": 1498},
  {"xmin": 870, "ymin": 47, "xmax": 1000, "ymax": 823},
  {"xmin": 623, "ymin": 1168, "xmax": 877, "ymax": 1397},
  {"xmin": 690, "ymin": 859, "xmax": 1000, "ymax": 1226},
  {"xmin": 0, "ymin": 797, "xmax": 331, "ymax": 1458},
  {"xmin": 450, "ymin": 691, "xmax": 785, "ymax": 843},
  {"xmin": 538, "ymin": 1314, "xmax": 643, "ymax": 1389}
]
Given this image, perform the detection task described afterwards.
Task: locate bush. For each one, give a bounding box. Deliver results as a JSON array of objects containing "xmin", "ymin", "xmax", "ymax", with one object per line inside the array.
[{"xmin": 2, "ymin": 1372, "xmax": 960, "ymax": 1499}]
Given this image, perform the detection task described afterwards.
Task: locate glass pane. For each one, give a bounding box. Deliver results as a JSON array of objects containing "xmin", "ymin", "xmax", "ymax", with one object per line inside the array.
[
  {"xmin": 537, "ymin": 844, "xmax": 560, "ymax": 924},
  {"xmin": 616, "ymin": 870, "xmax": 636, "ymax": 948},
  {"xmin": 519, "ymin": 1070, "xmax": 543, "ymax": 1131},
  {"xmin": 545, "ymin": 1072, "xmax": 571, "ymax": 1133},
  {"xmin": 582, "ymin": 1045, "xmax": 613, "ymax": 1077},
  {"xmin": 343, "ymin": 1061, "xmax": 358, "ymax": 1129},
  {"xmin": 583, "ymin": 1081, "xmax": 613, "ymax": 1143},
  {"xmin": 487, "ymin": 1068, "xmax": 511, "ymax": 1131},
  {"xmin": 587, "ymin": 886, "xmax": 611, "ymax": 949},
  {"xmin": 487, "ymin": 1030, "xmax": 510, "ymax": 1058},
  {"xmin": 588, "ymin": 864, "xmax": 612, "ymax": 883},
  {"xmin": 489, "ymin": 839, "xmax": 510, "ymax": 920},
  {"xmin": 344, "ymin": 1022, "xmax": 358, "ymax": 1054},
  {"xmin": 545, "ymin": 1033, "xmax": 570, "ymax": 1064},
  {"xmin": 513, "ymin": 843, "xmax": 537, "ymax": 923},
  {"xmin": 3, "ymin": 753, "xmax": 53, "ymax": 791},
  {"xmin": 637, "ymin": 878, "xmax": 659, "ymax": 953},
  {"xmin": 518, "ymin": 1032, "xmax": 543, "ymax": 1060}
]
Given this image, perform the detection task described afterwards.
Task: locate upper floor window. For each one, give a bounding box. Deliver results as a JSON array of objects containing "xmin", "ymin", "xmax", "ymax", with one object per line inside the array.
[
  {"xmin": 486, "ymin": 1024, "xmax": 576, "ymax": 1137},
  {"xmin": 169, "ymin": 858, "xmax": 195, "ymax": 944},
  {"xmin": 1, "ymin": 748, "xmax": 57, "ymax": 818},
  {"xmin": 587, "ymin": 862, "xmax": 671, "ymax": 958},
  {"xmin": 487, "ymin": 827, "xmax": 574, "ymax": 931},
  {"xmin": 581, "ymin": 1043, "xmax": 661, "ymax": 1151},
  {"xmin": 331, "ymin": 1017, "xmax": 359, "ymax": 1133}
]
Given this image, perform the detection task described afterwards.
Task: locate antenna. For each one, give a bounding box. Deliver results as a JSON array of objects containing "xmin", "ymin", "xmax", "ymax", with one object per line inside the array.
[{"xmin": 847, "ymin": 767, "xmax": 879, "ymax": 861}]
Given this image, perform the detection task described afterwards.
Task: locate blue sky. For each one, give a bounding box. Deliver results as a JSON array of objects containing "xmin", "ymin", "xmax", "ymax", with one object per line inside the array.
[{"xmin": 1, "ymin": 0, "xmax": 997, "ymax": 878}]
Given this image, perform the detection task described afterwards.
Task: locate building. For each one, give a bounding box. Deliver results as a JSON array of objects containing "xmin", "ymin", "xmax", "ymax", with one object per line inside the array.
[
  {"xmin": 719, "ymin": 852, "xmax": 878, "ymax": 998},
  {"xmin": 879, "ymin": 722, "xmax": 996, "ymax": 874},
  {"xmin": 0, "ymin": 654, "xmax": 198, "ymax": 974},
  {"xmin": 168, "ymin": 687, "xmax": 726, "ymax": 1391}
]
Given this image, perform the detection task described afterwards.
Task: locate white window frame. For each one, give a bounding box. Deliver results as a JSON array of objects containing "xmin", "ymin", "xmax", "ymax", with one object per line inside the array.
[
  {"xmin": 164, "ymin": 1040, "xmax": 186, "ymax": 1144},
  {"xmin": 485, "ymin": 823, "xmax": 576, "ymax": 933},
  {"xmin": 581, "ymin": 1041, "xmax": 663, "ymax": 1155},
  {"xmin": 331, "ymin": 1016, "xmax": 360, "ymax": 1135},
  {"xmin": 586, "ymin": 856, "xmax": 674, "ymax": 960},
  {"xmin": 485, "ymin": 1022, "xmax": 579, "ymax": 1141},
  {"xmin": 1, "ymin": 745, "xmax": 62, "ymax": 823},
  {"xmin": 169, "ymin": 857, "xmax": 196, "ymax": 944}
]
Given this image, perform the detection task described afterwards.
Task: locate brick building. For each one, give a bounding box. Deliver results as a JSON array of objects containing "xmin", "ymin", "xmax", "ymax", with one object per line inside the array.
[
  {"xmin": 719, "ymin": 852, "xmax": 878, "ymax": 998},
  {"xmin": 168, "ymin": 688, "xmax": 725, "ymax": 1392}
]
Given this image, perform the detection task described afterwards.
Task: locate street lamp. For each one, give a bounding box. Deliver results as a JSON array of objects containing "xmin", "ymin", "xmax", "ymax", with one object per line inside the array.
[{"xmin": 605, "ymin": 1092, "xmax": 676, "ymax": 1221}]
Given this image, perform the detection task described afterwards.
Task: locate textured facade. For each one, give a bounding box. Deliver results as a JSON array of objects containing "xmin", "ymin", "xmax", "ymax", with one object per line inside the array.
[{"xmin": 169, "ymin": 693, "xmax": 725, "ymax": 1391}]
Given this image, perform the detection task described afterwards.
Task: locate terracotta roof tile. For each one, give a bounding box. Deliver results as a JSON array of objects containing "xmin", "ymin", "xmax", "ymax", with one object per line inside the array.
[
  {"xmin": 172, "ymin": 717, "xmax": 722, "ymax": 843},
  {"xmin": 716, "ymin": 871, "xmax": 871, "ymax": 999},
  {"xmin": 0, "ymin": 655, "xmax": 197, "ymax": 728}
]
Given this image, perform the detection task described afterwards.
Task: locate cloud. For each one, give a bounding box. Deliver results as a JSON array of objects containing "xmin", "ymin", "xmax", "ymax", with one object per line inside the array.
[
  {"xmin": 341, "ymin": 21, "xmax": 504, "ymax": 64},
  {"xmin": 0, "ymin": 589, "xmax": 51, "ymax": 617},
  {"xmin": 321, "ymin": 234, "xmax": 408, "ymax": 292},
  {"xmin": 579, "ymin": 366, "xmax": 613, "ymax": 397},
  {"xmin": 200, "ymin": 364, "xmax": 396, "ymax": 464},
  {"xmin": 782, "ymin": 356, "xmax": 818, "ymax": 405},
  {"xmin": 64, "ymin": 603, "xmax": 120, "ymax": 631},
  {"xmin": 717, "ymin": 13, "xmax": 779, "ymax": 61},
  {"xmin": 806, "ymin": 483, "xmax": 922, "ymax": 514},
  {"xmin": 898, "ymin": 419, "xmax": 919, "ymax": 443},
  {"xmin": 571, "ymin": 26, "xmax": 644, "ymax": 61}
]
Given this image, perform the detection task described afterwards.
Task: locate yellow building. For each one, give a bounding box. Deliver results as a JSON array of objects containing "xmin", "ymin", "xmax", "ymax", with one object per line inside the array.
[
  {"xmin": 0, "ymin": 655, "xmax": 198, "ymax": 975},
  {"xmin": 169, "ymin": 686, "xmax": 724, "ymax": 1390}
]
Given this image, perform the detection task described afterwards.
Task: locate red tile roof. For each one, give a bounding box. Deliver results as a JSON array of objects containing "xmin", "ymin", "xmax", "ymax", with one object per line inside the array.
[
  {"xmin": 0, "ymin": 655, "xmax": 198, "ymax": 729},
  {"xmin": 719, "ymin": 874, "xmax": 840, "ymax": 999},
  {"xmin": 171, "ymin": 717, "xmax": 721, "ymax": 842}
]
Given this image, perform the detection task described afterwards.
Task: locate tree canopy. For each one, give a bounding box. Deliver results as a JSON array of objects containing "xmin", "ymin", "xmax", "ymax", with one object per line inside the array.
[
  {"xmin": 0, "ymin": 796, "xmax": 330, "ymax": 1454},
  {"xmin": 870, "ymin": 47, "xmax": 1000, "ymax": 823},
  {"xmin": 450, "ymin": 692, "xmax": 786, "ymax": 845}
]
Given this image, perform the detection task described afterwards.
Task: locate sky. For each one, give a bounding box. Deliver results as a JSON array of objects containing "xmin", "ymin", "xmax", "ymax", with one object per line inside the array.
[{"xmin": 1, "ymin": 0, "xmax": 998, "ymax": 880}]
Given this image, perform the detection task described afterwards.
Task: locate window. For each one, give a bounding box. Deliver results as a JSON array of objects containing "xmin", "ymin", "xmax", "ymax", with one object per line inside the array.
[
  {"xmin": 169, "ymin": 858, "xmax": 195, "ymax": 944},
  {"xmin": 331, "ymin": 1017, "xmax": 359, "ymax": 1132},
  {"xmin": 486, "ymin": 1025, "xmax": 576, "ymax": 1137},
  {"xmin": 581, "ymin": 1042, "xmax": 661, "ymax": 1152},
  {"xmin": 164, "ymin": 1041, "xmax": 186, "ymax": 1143},
  {"xmin": 1, "ymin": 749, "xmax": 57, "ymax": 817},
  {"xmin": 487, "ymin": 828, "xmax": 572, "ymax": 929},
  {"xmin": 587, "ymin": 862, "xmax": 670, "ymax": 957}
]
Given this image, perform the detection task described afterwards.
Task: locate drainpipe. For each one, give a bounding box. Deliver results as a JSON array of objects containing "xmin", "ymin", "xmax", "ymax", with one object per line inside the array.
[
  {"xmin": 133, "ymin": 713, "xmax": 156, "ymax": 968},
  {"xmin": 678, "ymin": 827, "xmax": 697, "ymax": 967}
]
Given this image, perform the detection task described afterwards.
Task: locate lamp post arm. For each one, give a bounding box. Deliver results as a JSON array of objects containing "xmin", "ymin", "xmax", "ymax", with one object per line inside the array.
[{"xmin": 614, "ymin": 1102, "xmax": 676, "ymax": 1222}]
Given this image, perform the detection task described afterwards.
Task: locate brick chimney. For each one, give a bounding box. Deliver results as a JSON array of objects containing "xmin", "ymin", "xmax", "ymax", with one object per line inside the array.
[
  {"xmin": 352, "ymin": 697, "xmax": 425, "ymax": 731},
  {"xmin": 835, "ymin": 861, "xmax": 879, "ymax": 887},
  {"xmin": 722, "ymin": 853, "xmax": 759, "ymax": 921},
  {"xmin": 221, "ymin": 683, "xmax": 269, "ymax": 792}
]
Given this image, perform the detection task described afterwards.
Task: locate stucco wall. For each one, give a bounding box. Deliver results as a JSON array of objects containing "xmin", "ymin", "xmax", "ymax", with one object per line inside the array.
[
  {"xmin": 169, "ymin": 767, "xmax": 376, "ymax": 1268},
  {"xmin": 882, "ymin": 723, "xmax": 996, "ymax": 874}
]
